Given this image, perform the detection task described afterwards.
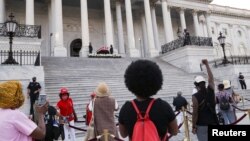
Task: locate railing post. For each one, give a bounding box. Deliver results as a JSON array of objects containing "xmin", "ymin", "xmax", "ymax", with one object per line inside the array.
[
  {"xmin": 248, "ymin": 109, "xmax": 250, "ymax": 121},
  {"xmin": 242, "ymin": 96, "xmax": 245, "ymax": 109},
  {"xmin": 20, "ymin": 50, "xmax": 22, "ymax": 66},
  {"xmin": 103, "ymin": 129, "xmax": 109, "ymax": 141},
  {"xmin": 182, "ymin": 107, "xmax": 191, "ymax": 141}
]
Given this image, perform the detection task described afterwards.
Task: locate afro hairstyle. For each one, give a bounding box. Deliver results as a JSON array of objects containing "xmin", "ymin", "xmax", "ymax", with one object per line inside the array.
[{"xmin": 124, "ymin": 59, "xmax": 163, "ymax": 98}]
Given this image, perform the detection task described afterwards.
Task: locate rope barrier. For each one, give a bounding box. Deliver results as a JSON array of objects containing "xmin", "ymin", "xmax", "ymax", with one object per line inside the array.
[
  {"xmin": 244, "ymin": 98, "xmax": 250, "ymax": 102},
  {"xmin": 75, "ymin": 120, "xmax": 86, "ymax": 123},
  {"xmin": 175, "ymin": 111, "xmax": 181, "ymax": 116},
  {"xmin": 232, "ymin": 105, "xmax": 249, "ymax": 112},
  {"xmin": 229, "ymin": 113, "xmax": 248, "ymax": 125},
  {"xmin": 68, "ymin": 124, "xmax": 87, "ymax": 132},
  {"xmin": 186, "ymin": 110, "xmax": 192, "ymax": 115},
  {"xmin": 168, "ymin": 121, "xmax": 184, "ymax": 139}
]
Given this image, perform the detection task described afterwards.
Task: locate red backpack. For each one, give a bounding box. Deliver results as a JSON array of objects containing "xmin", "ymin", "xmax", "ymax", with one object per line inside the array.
[{"xmin": 131, "ymin": 99, "xmax": 168, "ymax": 141}]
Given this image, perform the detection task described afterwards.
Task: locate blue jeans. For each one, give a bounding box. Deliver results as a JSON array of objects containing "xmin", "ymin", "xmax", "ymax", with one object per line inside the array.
[
  {"xmin": 220, "ymin": 110, "xmax": 235, "ymax": 124},
  {"xmin": 197, "ymin": 126, "xmax": 208, "ymax": 141}
]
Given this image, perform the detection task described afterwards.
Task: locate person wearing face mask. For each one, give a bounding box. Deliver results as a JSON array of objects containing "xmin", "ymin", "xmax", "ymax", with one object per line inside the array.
[
  {"xmin": 56, "ymin": 88, "xmax": 76, "ymax": 141},
  {"xmin": 27, "ymin": 77, "xmax": 41, "ymax": 120},
  {"xmin": 192, "ymin": 59, "xmax": 218, "ymax": 141}
]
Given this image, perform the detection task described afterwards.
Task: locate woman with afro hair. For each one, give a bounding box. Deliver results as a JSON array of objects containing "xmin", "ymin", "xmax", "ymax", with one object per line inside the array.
[{"xmin": 119, "ymin": 60, "xmax": 178, "ymax": 140}]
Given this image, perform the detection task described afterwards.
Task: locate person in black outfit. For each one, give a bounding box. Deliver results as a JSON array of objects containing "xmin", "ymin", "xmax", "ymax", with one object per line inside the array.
[
  {"xmin": 89, "ymin": 42, "xmax": 93, "ymax": 54},
  {"xmin": 239, "ymin": 72, "xmax": 247, "ymax": 89},
  {"xmin": 110, "ymin": 44, "xmax": 114, "ymax": 54},
  {"xmin": 183, "ymin": 29, "xmax": 191, "ymax": 46},
  {"xmin": 173, "ymin": 91, "xmax": 188, "ymax": 111},
  {"xmin": 192, "ymin": 59, "xmax": 218, "ymax": 141},
  {"xmin": 27, "ymin": 77, "xmax": 41, "ymax": 119},
  {"xmin": 119, "ymin": 60, "xmax": 178, "ymax": 140}
]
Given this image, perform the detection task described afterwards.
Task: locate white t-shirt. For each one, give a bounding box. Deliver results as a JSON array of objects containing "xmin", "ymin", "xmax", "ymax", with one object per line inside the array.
[{"xmin": 0, "ymin": 108, "xmax": 37, "ymax": 141}]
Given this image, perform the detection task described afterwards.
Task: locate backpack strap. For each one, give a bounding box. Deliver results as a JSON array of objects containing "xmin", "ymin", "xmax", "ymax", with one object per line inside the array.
[
  {"xmin": 145, "ymin": 99, "xmax": 155, "ymax": 116},
  {"xmin": 131, "ymin": 100, "xmax": 143, "ymax": 119},
  {"xmin": 131, "ymin": 99, "xmax": 155, "ymax": 119}
]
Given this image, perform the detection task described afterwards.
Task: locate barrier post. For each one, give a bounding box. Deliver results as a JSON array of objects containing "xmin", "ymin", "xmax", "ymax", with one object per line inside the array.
[
  {"xmin": 242, "ymin": 96, "xmax": 245, "ymax": 108},
  {"xmin": 248, "ymin": 109, "xmax": 250, "ymax": 120},
  {"xmin": 182, "ymin": 107, "xmax": 191, "ymax": 141},
  {"xmin": 103, "ymin": 129, "xmax": 109, "ymax": 141}
]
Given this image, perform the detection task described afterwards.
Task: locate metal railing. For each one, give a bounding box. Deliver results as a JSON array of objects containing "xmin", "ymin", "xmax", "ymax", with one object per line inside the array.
[
  {"xmin": 0, "ymin": 23, "xmax": 41, "ymax": 38},
  {"xmin": 0, "ymin": 50, "xmax": 40, "ymax": 66},
  {"xmin": 161, "ymin": 36, "xmax": 213, "ymax": 54},
  {"xmin": 200, "ymin": 56, "xmax": 250, "ymax": 70}
]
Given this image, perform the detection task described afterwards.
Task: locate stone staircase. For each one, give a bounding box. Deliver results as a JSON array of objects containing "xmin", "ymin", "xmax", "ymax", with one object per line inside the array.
[
  {"xmin": 41, "ymin": 57, "xmax": 250, "ymax": 138},
  {"xmin": 42, "ymin": 57, "xmax": 197, "ymax": 136}
]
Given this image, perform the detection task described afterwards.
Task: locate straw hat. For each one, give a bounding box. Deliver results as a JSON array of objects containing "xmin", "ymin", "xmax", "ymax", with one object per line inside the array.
[
  {"xmin": 95, "ymin": 82, "xmax": 110, "ymax": 97},
  {"xmin": 223, "ymin": 80, "xmax": 231, "ymax": 89}
]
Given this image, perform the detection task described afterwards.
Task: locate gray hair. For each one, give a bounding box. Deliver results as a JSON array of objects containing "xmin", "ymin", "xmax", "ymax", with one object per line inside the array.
[{"xmin": 177, "ymin": 91, "xmax": 182, "ymax": 96}]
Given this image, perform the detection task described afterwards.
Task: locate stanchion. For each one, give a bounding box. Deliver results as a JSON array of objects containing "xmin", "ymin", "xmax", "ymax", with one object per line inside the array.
[
  {"xmin": 103, "ymin": 129, "xmax": 109, "ymax": 141},
  {"xmin": 182, "ymin": 107, "xmax": 191, "ymax": 141},
  {"xmin": 248, "ymin": 109, "xmax": 250, "ymax": 120},
  {"xmin": 242, "ymin": 96, "xmax": 245, "ymax": 109}
]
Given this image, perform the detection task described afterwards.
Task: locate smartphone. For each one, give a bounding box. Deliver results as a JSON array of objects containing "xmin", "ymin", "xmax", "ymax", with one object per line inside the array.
[{"xmin": 37, "ymin": 94, "xmax": 47, "ymax": 106}]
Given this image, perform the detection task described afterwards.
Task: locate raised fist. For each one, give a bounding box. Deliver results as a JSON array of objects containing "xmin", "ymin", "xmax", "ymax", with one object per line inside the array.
[{"xmin": 202, "ymin": 59, "xmax": 208, "ymax": 65}]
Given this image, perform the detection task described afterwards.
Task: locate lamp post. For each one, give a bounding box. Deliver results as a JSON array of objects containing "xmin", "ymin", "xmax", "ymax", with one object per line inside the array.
[
  {"xmin": 2, "ymin": 13, "xmax": 18, "ymax": 64},
  {"xmin": 217, "ymin": 32, "xmax": 229, "ymax": 64}
]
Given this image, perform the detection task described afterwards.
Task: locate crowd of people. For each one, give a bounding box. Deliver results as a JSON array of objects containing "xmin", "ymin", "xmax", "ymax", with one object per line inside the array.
[{"xmin": 0, "ymin": 59, "xmax": 247, "ymax": 141}]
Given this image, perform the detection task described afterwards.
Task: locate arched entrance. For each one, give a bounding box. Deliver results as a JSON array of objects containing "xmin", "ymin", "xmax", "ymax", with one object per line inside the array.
[{"xmin": 70, "ymin": 39, "xmax": 82, "ymax": 57}]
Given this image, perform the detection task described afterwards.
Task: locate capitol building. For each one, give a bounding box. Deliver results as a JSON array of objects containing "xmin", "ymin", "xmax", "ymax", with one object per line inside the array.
[{"xmin": 0, "ymin": 0, "xmax": 250, "ymax": 58}]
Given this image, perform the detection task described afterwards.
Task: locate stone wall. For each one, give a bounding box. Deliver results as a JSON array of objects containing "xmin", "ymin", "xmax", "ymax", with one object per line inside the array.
[{"xmin": 160, "ymin": 45, "xmax": 214, "ymax": 73}]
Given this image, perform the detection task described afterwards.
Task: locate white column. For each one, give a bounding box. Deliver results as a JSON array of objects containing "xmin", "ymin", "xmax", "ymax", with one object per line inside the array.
[
  {"xmin": 205, "ymin": 12, "xmax": 212, "ymax": 37},
  {"xmin": 80, "ymin": 0, "xmax": 90, "ymax": 57},
  {"xmin": 48, "ymin": 2, "xmax": 53, "ymax": 56},
  {"xmin": 202, "ymin": 23, "xmax": 208, "ymax": 37},
  {"xmin": 104, "ymin": 0, "xmax": 114, "ymax": 47},
  {"xmin": 53, "ymin": 0, "xmax": 67, "ymax": 56},
  {"xmin": 161, "ymin": 0, "xmax": 174, "ymax": 43},
  {"xmin": 229, "ymin": 24, "xmax": 237, "ymax": 55},
  {"xmin": 179, "ymin": 8, "xmax": 186, "ymax": 31},
  {"xmin": 141, "ymin": 14, "xmax": 148, "ymax": 57},
  {"xmin": 246, "ymin": 26, "xmax": 250, "ymax": 55},
  {"xmin": 151, "ymin": 5, "xmax": 161, "ymax": 52},
  {"xmin": 144, "ymin": 0, "xmax": 158, "ymax": 57},
  {"xmin": 26, "ymin": 0, "xmax": 34, "ymax": 25},
  {"xmin": 125, "ymin": 0, "xmax": 139, "ymax": 57},
  {"xmin": 116, "ymin": 0, "xmax": 125, "ymax": 54},
  {"xmin": 0, "ymin": 0, "xmax": 5, "ymax": 23},
  {"xmin": 192, "ymin": 10, "xmax": 200, "ymax": 36}
]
